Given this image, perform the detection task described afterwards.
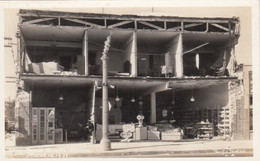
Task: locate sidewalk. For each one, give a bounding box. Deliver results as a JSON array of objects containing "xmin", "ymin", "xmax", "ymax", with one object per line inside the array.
[{"xmin": 5, "ymin": 140, "xmax": 253, "ymax": 158}]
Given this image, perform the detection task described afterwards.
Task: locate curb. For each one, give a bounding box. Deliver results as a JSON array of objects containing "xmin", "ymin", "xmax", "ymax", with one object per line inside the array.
[{"xmin": 69, "ymin": 148, "xmax": 253, "ymax": 158}]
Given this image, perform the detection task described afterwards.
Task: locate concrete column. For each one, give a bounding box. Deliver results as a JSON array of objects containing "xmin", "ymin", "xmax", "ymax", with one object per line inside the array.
[
  {"xmin": 175, "ymin": 33, "xmax": 183, "ymax": 77},
  {"xmin": 82, "ymin": 30, "xmax": 89, "ymax": 75},
  {"xmin": 165, "ymin": 52, "xmax": 172, "ymax": 76},
  {"xmin": 100, "ymin": 34, "xmax": 112, "ymax": 151},
  {"xmin": 91, "ymin": 83, "xmax": 96, "ymax": 144},
  {"xmin": 243, "ymin": 67, "xmax": 251, "ymax": 140},
  {"xmin": 196, "ymin": 53, "xmax": 200, "ymax": 69},
  {"xmin": 150, "ymin": 92, "xmax": 156, "ymax": 124},
  {"xmin": 130, "ymin": 31, "xmax": 137, "ymax": 77}
]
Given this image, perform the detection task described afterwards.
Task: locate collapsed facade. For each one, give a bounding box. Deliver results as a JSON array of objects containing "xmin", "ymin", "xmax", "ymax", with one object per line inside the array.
[{"xmin": 14, "ymin": 9, "xmax": 252, "ymax": 145}]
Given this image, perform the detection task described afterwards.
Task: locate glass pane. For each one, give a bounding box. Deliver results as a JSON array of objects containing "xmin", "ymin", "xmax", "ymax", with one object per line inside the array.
[
  {"xmin": 40, "ymin": 110, "xmax": 44, "ymax": 115},
  {"xmin": 40, "ymin": 135, "xmax": 44, "ymax": 140},
  {"xmin": 40, "ymin": 116, "xmax": 44, "ymax": 121},
  {"xmin": 33, "ymin": 135, "xmax": 37, "ymax": 140},
  {"xmin": 40, "ymin": 122, "xmax": 44, "ymax": 127},
  {"xmin": 40, "ymin": 128, "xmax": 44, "ymax": 133},
  {"xmin": 33, "ymin": 109, "xmax": 37, "ymax": 115},
  {"xmin": 48, "ymin": 135, "xmax": 53, "ymax": 140},
  {"xmin": 48, "ymin": 122, "xmax": 53, "ymax": 127},
  {"xmin": 33, "ymin": 125, "xmax": 37, "ymax": 133}
]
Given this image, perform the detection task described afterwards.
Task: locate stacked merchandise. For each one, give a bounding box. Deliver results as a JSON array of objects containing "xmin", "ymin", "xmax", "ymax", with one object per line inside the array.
[
  {"xmin": 195, "ymin": 121, "xmax": 214, "ymax": 139},
  {"xmin": 217, "ymin": 106, "xmax": 230, "ymax": 139}
]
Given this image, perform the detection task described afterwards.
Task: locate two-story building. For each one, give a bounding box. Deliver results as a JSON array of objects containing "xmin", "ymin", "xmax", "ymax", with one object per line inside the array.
[{"xmin": 14, "ymin": 9, "xmax": 250, "ymax": 145}]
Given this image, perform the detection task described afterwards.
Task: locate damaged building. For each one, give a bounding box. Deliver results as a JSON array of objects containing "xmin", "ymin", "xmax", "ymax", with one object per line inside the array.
[{"xmin": 14, "ymin": 9, "xmax": 252, "ymax": 145}]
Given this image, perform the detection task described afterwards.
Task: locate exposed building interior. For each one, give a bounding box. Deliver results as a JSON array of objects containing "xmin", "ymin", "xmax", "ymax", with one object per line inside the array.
[{"xmin": 15, "ymin": 9, "xmax": 250, "ymax": 146}]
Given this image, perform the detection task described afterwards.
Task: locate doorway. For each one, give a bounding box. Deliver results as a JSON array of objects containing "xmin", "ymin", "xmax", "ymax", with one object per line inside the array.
[{"xmin": 32, "ymin": 107, "xmax": 55, "ymax": 145}]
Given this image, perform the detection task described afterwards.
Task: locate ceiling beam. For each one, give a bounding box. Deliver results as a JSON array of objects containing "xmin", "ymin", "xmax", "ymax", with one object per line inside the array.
[
  {"xmin": 23, "ymin": 18, "xmax": 56, "ymax": 25},
  {"xmin": 108, "ymin": 20, "xmax": 133, "ymax": 28},
  {"xmin": 138, "ymin": 82, "xmax": 171, "ymax": 96},
  {"xmin": 64, "ymin": 18, "xmax": 103, "ymax": 28},
  {"xmin": 211, "ymin": 23, "xmax": 229, "ymax": 32},
  {"xmin": 182, "ymin": 42, "xmax": 210, "ymax": 55},
  {"xmin": 26, "ymin": 40, "xmax": 82, "ymax": 48},
  {"xmin": 168, "ymin": 23, "xmax": 203, "ymax": 30},
  {"xmin": 138, "ymin": 21, "xmax": 164, "ymax": 30},
  {"xmin": 19, "ymin": 10, "xmax": 239, "ymax": 24}
]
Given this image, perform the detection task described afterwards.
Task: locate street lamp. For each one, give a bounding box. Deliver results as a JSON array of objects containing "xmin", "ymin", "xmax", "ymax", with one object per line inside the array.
[{"xmin": 100, "ymin": 32, "xmax": 112, "ymax": 151}]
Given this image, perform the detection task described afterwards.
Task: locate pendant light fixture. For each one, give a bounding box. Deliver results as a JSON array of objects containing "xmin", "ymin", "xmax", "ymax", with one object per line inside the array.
[
  {"xmin": 131, "ymin": 97, "xmax": 135, "ymax": 103},
  {"xmin": 58, "ymin": 80, "xmax": 64, "ymax": 102},
  {"xmin": 59, "ymin": 95, "xmax": 64, "ymax": 101},
  {"xmin": 171, "ymin": 88, "xmax": 175, "ymax": 105},
  {"xmin": 190, "ymin": 87, "xmax": 195, "ymax": 102},
  {"xmin": 115, "ymin": 86, "xmax": 120, "ymax": 102},
  {"xmin": 131, "ymin": 90, "xmax": 135, "ymax": 103}
]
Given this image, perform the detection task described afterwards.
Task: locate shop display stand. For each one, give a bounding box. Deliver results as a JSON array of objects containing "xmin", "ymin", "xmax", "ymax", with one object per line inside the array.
[
  {"xmin": 196, "ymin": 122, "xmax": 214, "ymax": 139},
  {"xmin": 217, "ymin": 107, "xmax": 230, "ymax": 139},
  {"xmin": 175, "ymin": 106, "xmax": 230, "ymax": 139}
]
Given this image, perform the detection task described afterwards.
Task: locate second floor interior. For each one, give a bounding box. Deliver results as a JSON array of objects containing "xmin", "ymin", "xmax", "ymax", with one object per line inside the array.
[{"xmin": 18, "ymin": 10, "xmax": 240, "ymax": 78}]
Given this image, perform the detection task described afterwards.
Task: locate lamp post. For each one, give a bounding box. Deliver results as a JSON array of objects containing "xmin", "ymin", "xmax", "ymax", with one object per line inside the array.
[{"xmin": 100, "ymin": 32, "xmax": 112, "ymax": 151}]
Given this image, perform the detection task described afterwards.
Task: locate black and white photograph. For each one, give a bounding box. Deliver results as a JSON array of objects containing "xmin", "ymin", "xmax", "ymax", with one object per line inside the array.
[{"xmin": 1, "ymin": 0, "xmax": 259, "ymax": 160}]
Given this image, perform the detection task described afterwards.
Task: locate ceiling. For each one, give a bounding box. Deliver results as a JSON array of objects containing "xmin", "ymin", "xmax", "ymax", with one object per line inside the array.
[
  {"xmin": 137, "ymin": 31, "xmax": 179, "ymax": 46},
  {"xmin": 21, "ymin": 74, "xmax": 234, "ymax": 97},
  {"xmin": 20, "ymin": 25, "xmax": 85, "ymax": 42},
  {"xmin": 20, "ymin": 24, "xmax": 234, "ymax": 49},
  {"xmin": 183, "ymin": 32, "xmax": 235, "ymax": 45},
  {"xmin": 87, "ymin": 29, "xmax": 133, "ymax": 50}
]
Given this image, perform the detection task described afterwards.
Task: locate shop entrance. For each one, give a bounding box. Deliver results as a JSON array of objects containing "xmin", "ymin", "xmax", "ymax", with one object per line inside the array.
[{"xmin": 32, "ymin": 107, "xmax": 55, "ymax": 145}]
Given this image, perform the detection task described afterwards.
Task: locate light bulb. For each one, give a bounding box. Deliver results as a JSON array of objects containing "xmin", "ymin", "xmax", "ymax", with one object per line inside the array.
[
  {"xmin": 190, "ymin": 96, "xmax": 195, "ymax": 102},
  {"xmin": 59, "ymin": 95, "xmax": 64, "ymax": 101},
  {"xmin": 115, "ymin": 96, "xmax": 120, "ymax": 102},
  {"xmin": 131, "ymin": 97, "xmax": 135, "ymax": 103}
]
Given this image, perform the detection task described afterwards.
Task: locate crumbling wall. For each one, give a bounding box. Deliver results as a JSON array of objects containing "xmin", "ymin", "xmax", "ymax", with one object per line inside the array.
[
  {"xmin": 15, "ymin": 81, "xmax": 31, "ymax": 145},
  {"xmin": 228, "ymin": 80, "xmax": 247, "ymax": 140}
]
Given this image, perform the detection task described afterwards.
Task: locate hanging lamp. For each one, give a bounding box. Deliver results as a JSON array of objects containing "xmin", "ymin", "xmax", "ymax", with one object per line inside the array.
[
  {"xmin": 131, "ymin": 97, "xmax": 135, "ymax": 103},
  {"xmin": 58, "ymin": 80, "xmax": 64, "ymax": 102},
  {"xmin": 131, "ymin": 90, "xmax": 135, "ymax": 103},
  {"xmin": 171, "ymin": 88, "xmax": 175, "ymax": 105},
  {"xmin": 190, "ymin": 87, "xmax": 195, "ymax": 102},
  {"xmin": 115, "ymin": 86, "xmax": 120, "ymax": 102}
]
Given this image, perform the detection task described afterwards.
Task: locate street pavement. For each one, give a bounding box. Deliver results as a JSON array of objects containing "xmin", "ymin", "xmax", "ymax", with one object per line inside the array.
[{"xmin": 5, "ymin": 139, "xmax": 253, "ymax": 158}]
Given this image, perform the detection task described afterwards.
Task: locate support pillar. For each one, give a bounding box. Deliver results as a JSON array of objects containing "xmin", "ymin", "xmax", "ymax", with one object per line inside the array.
[
  {"xmin": 150, "ymin": 92, "xmax": 156, "ymax": 124},
  {"xmin": 100, "ymin": 34, "xmax": 112, "ymax": 151},
  {"xmin": 82, "ymin": 30, "xmax": 89, "ymax": 75},
  {"xmin": 175, "ymin": 33, "xmax": 183, "ymax": 77},
  {"xmin": 130, "ymin": 31, "xmax": 137, "ymax": 77},
  {"xmin": 196, "ymin": 53, "xmax": 200, "ymax": 69},
  {"xmin": 90, "ymin": 83, "xmax": 96, "ymax": 144}
]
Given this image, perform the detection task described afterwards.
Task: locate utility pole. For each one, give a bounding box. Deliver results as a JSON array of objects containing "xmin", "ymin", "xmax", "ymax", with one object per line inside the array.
[{"xmin": 100, "ymin": 32, "xmax": 112, "ymax": 151}]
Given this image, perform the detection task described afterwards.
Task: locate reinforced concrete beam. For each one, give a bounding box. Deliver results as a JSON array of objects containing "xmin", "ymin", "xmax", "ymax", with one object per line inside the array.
[
  {"xmin": 26, "ymin": 40, "xmax": 82, "ymax": 48},
  {"xmin": 138, "ymin": 82, "xmax": 170, "ymax": 96}
]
